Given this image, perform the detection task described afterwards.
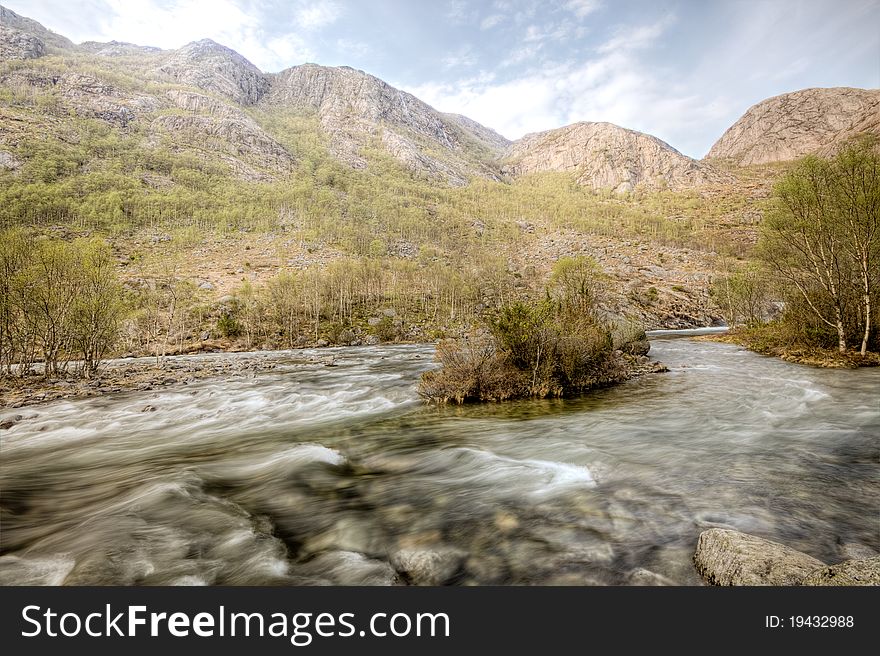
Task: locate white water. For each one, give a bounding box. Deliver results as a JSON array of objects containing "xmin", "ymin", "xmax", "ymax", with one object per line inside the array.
[{"xmin": 1, "ymin": 339, "xmax": 877, "ymax": 585}]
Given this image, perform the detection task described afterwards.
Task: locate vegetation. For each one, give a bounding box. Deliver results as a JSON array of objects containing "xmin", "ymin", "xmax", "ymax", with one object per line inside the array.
[
  {"xmin": 418, "ymin": 257, "xmax": 646, "ymax": 403},
  {"xmin": 0, "ymin": 231, "xmax": 127, "ymax": 377},
  {"xmin": 709, "ymin": 140, "xmax": 879, "ymax": 362}
]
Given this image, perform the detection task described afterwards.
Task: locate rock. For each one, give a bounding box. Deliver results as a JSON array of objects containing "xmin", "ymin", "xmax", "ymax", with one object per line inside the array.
[
  {"xmin": 264, "ymin": 64, "xmax": 507, "ymax": 183},
  {"xmin": 502, "ymin": 121, "xmax": 730, "ymax": 191},
  {"xmin": 390, "ymin": 546, "xmax": 466, "ymax": 586},
  {"xmin": 367, "ymin": 317, "xmax": 382, "ymax": 326},
  {"xmin": 0, "ymin": 25, "xmax": 45, "ymax": 60},
  {"xmin": 694, "ymin": 529, "xmax": 825, "ymax": 586},
  {"xmin": 198, "ymin": 281, "xmax": 214, "ymax": 290},
  {"xmin": 157, "ymin": 39, "xmax": 269, "ymax": 105},
  {"xmin": 838, "ymin": 543, "xmax": 878, "ymax": 561},
  {"xmin": 296, "ymin": 551, "xmax": 400, "ymax": 586},
  {"xmin": 382, "ymin": 308, "xmax": 397, "ymax": 318},
  {"xmin": 801, "ymin": 557, "xmax": 880, "ymax": 586},
  {"xmin": 141, "ymin": 405, "xmax": 157, "ymax": 413},
  {"xmin": 364, "ymin": 335, "xmax": 380, "ymax": 346},
  {"xmin": 316, "ymin": 339, "xmax": 329, "ymax": 348},
  {"xmin": 627, "ymin": 568, "xmax": 678, "ymax": 586},
  {"xmin": 707, "ymin": 87, "xmax": 880, "ymax": 164}
]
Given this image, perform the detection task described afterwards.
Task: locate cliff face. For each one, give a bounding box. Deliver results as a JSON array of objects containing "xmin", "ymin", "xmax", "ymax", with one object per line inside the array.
[
  {"xmin": 706, "ymin": 87, "xmax": 880, "ymax": 164},
  {"xmin": 157, "ymin": 39, "xmax": 270, "ymax": 107},
  {"xmin": 264, "ymin": 64, "xmax": 505, "ymax": 184},
  {"xmin": 503, "ymin": 122, "xmax": 727, "ymax": 192}
]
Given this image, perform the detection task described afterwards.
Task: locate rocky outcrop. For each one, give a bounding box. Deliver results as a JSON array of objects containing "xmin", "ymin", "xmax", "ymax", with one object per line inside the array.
[
  {"xmin": 0, "ymin": 5, "xmax": 75, "ymax": 51},
  {"xmin": 158, "ymin": 39, "xmax": 269, "ymax": 106},
  {"xmin": 442, "ymin": 112, "xmax": 511, "ymax": 154},
  {"xmin": 706, "ymin": 87, "xmax": 880, "ymax": 164},
  {"xmin": 264, "ymin": 64, "xmax": 503, "ymax": 183},
  {"xmin": 150, "ymin": 114, "xmax": 294, "ymax": 176},
  {"xmin": 694, "ymin": 529, "xmax": 824, "ymax": 585},
  {"xmin": 503, "ymin": 122, "xmax": 727, "ymax": 192},
  {"xmin": 79, "ymin": 40, "xmax": 163, "ymax": 57},
  {"xmin": 694, "ymin": 529, "xmax": 880, "ymax": 586},
  {"xmin": 0, "ymin": 25, "xmax": 45, "ymax": 60},
  {"xmin": 801, "ymin": 556, "xmax": 880, "ymax": 586}
]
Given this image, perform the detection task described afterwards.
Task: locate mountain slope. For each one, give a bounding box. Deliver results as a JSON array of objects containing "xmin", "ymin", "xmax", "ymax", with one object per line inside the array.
[
  {"xmin": 503, "ymin": 122, "xmax": 726, "ymax": 192},
  {"xmin": 264, "ymin": 64, "xmax": 504, "ymax": 184},
  {"xmin": 706, "ymin": 87, "xmax": 880, "ymax": 164}
]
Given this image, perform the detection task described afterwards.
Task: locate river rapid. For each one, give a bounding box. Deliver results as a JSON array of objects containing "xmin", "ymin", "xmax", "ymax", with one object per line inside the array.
[{"xmin": 1, "ymin": 337, "xmax": 877, "ymax": 585}]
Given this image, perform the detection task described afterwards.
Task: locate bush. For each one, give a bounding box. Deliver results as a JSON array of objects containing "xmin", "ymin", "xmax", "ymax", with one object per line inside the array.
[
  {"xmin": 418, "ymin": 337, "xmax": 525, "ymax": 403},
  {"xmin": 420, "ymin": 298, "xmax": 629, "ymax": 404}
]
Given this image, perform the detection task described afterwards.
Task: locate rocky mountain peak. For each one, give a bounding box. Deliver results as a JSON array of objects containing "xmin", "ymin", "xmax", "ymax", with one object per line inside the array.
[
  {"xmin": 157, "ymin": 38, "xmax": 270, "ymax": 106},
  {"xmin": 706, "ymin": 87, "xmax": 880, "ymax": 164},
  {"xmin": 264, "ymin": 63, "xmax": 505, "ymax": 184},
  {"xmin": 0, "ymin": 4, "xmax": 74, "ymax": 50},
  {"xmin": 503, "ymin": 121, "xmax": 725, "ymax": 192}
]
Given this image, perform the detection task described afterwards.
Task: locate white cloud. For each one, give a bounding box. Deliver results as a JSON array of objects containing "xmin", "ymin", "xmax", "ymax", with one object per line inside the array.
[
  {"xmin": 565, "ymin": 0, "xmax": 602, "ymax": 19},
  {"xmin": 597, "ymin": 15, "xmax": 674, "ymax": 54},
  {"xmin": 480, "ymin": 14, "xmax": 506, "ymax": 30},
  {"xmin": 295, "ymin": 1, "xmax": 342, "ymax": 30},
  {"xmin": 404, "ymin": 17, "xmax": 731, "ymax": 157},
  {"xmin": 441, "ymin": 46, "xmax": 476, "ymax": 69}
]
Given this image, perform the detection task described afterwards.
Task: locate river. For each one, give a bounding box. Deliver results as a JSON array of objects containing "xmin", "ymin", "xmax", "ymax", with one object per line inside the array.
[{"xmin": 1, "ymin": 337, "xmax": 878, "ymax": 585}]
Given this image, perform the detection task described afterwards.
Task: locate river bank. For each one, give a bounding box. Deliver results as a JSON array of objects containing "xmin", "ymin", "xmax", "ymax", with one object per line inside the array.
[
  {"xmin": 702, "ymin": 331, "xmax": 880, "ymax": 368},
  {"xmin": 0, "ymin": 349, "xmax": 339, "ymax": 411}
]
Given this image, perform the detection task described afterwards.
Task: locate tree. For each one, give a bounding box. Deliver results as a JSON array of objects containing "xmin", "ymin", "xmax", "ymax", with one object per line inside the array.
[
  {"xmin": 831, "ymin": 140, "xmax": 880, "ymax": 355},
  {"xmin": 760, "ymin": 143, "xmax": 880, "ymax": 354},
  {"xmin": 69, "ymin": 239, "xmax": 127, "ymax": 377}
]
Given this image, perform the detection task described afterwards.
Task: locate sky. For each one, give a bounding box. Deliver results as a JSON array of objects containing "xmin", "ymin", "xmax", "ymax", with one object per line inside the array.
[{"xmin": 5, "ymin": 0, "xmax": 880, "ymax": 157}]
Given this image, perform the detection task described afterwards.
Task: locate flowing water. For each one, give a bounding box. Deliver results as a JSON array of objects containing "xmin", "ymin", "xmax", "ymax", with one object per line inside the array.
[{"xmin": 1, "ymin": 337, "xmax": 878, "ymax": 586}]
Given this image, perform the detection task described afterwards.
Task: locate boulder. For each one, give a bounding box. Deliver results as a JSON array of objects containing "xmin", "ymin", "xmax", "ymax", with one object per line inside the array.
[
  {"xmin": 694, "ymin": 528, "xmax": 824, "ymax": 585},
  {"xmin": 390, "ymin": 546, "xmax": 465, "ymax": 586},
  {"xmin": 801, "ymin": 556, "xmax": 880, "ymax": 586}
]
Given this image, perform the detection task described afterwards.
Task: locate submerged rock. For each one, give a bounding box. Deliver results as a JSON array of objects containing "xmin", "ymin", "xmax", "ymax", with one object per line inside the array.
[
  {"xmin": 694, "ymin": 528, "xmax": 823, "ymax": 585},
  {"xmin": 390, "ymin": 546, "xmax": 466, "ymax": 586}
]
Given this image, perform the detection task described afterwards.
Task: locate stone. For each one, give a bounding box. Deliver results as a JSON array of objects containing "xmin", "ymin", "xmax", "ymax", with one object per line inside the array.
[
  {"xmin": 157, "ymin": 39, "xmax": 269, "ymax": 106},
  {"xmin": 198, "ymin": 281, "xmax": 214, "ymax": 290},
  {"xmin": 627, "ymin": 568, "xmax": 678, "ymax": 586},
  {"xmin": 296, "ymin": 551, "xmax": 400, "ymax": 586},
  {"xmin": 707, "ymin": 87, "xmax": 880, "ymax": 164},
  {"xmin": 694, "ymin": 529, "xmax": 825, "ymax": 586},
  {"xmin": 801, "ymin": 556, "xmax": 880, "ymax": 586},
  {"xmin": 390, "ymin": 546, "xmax": 466, "ymax": 586},
  {"xmin": 502, "ymin": 121, "xmax": 730, "ymax": 191}
]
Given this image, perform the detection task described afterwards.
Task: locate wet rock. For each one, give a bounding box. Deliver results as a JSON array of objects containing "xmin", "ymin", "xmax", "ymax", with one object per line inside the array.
[
  {"xmin": 141, "ymin": 405, "xmax": 157, "ymax": 413},
  {"xmin": 316, "ymin": 339, "xmax": 329, "ymax": 348},
  {"xmin": 0, "ymin": 555, "xmax": 75, "ymax": 586},
  {"xmin": 0, "ymin": 414, "xmax": 23, "ymax": 430},
  {"xmin": 801, "ymin": 557, "xmax": 880, "ymax": 586},
  {"xmin": 297, "ymin": 551, "xmax": 400, "ymax": 586},
  {"xmin": 300, "ymin": 516, "xmax": 386, "ymax": 557},
  {"xmin": 694, "ymin": 529, "xmax": 824, "ymax": 585},
  {"xmin": 390, "ymin": 546, "xmax": 466, "ymax": 586},
  {"xmin": 838, "ymin": 543, "xmax": 878, "ymax": 561},
  {"xmin": 364, "ymin": 335, "xmax": 380, "ymax": 346},
  {"xmin": 627, "ymin": 568, "xmax": 677, "ymax": 586}
]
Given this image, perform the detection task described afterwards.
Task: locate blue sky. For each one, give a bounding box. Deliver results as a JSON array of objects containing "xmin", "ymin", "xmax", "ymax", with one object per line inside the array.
[{"xmin": 6, "ymin": 0, "xmax": 880, "ymax": 157}]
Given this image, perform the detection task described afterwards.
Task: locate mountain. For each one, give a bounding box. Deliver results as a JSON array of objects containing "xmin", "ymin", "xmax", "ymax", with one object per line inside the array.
[
  {"xmin": 706, "ymin": 87, "xmax": 880, "ymax": 165},
  {"xmin": 0, "ymin": 5, "xmax": 74, "ymax": 51},
  {"xmin": 158, "ymin": 38, "xmax": 270, "ymax": 106},
  {"xmin": 0, "ymin": 8, "xmax": 505, "ymax": 185},
  {"xmin": 264, "ymin": 64, "xmax": 505, "ymax": 184},
  {"xmin": 502, "ymin": 122, "xmax": 727, "ymax": 193}
]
